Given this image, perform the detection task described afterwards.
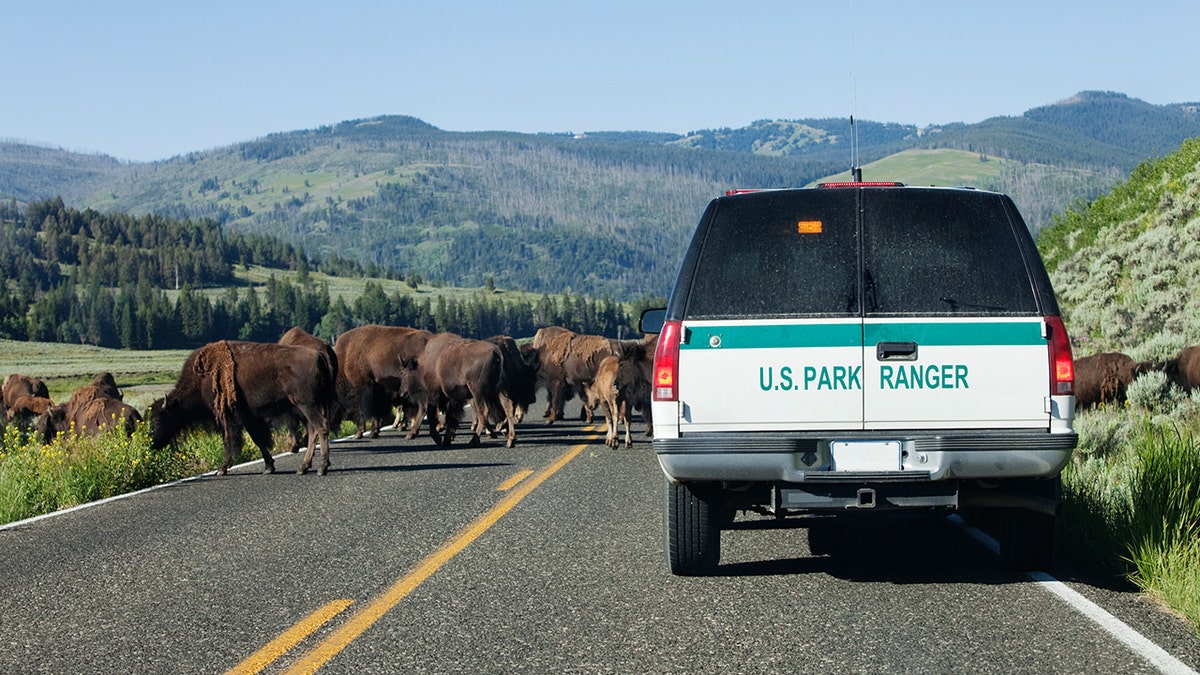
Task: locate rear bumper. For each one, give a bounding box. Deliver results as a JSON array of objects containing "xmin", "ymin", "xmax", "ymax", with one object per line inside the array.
[{"xmin": 654, "ymin": 429, "xmax": 1077, "ymax": 484}]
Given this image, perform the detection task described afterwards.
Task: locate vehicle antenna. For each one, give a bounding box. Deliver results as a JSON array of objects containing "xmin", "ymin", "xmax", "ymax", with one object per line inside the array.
[{"xmin": 849, "ymin": 0, "xmax": 862, "ymax": 182}]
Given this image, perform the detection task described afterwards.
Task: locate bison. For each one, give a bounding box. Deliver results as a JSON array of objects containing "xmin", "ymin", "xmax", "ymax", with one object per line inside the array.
[
  {"xmin": 89, "ymin": 372, "xmax": 123, "ymax": 400},
  {"xmin": 6, "ymin": 394, "xmax": 54, "ymax": 425},
  {"xmin": 533, "ymin": 327, "xmax": 623, "ymax": 424},
  {"xmin": 334, "ymin": 324, "xmax": 433, "ymax": 439},
  {"xmin": 278, "ymin": 326, "xmax": 343, "ymax": 452},
  {"xmin": 591, "ymin": 335, "xmax": 657, "ymax": 448},
  {"xmin": 409, "ymin": 332, "xmax": 516, "ymax": 448},
  {"xmin": 3, "ymin": 373, "xmax": 50, "ymax": 416},
  {"xmin": 149, "ymin": 340, "xmax": 336, "ymax": 476},
  {"xmin": 1164, "ymin": 345, "xmax": 1200, "ymax": 392},
  {"xmin": 1073, "ymin": 351, "xmax": 1153, "ymax": 409},
  {"xmin": 487, "ymin": 335, "xmax": 540, "ymax": 425},
  {"xmin": 38, "ymin": 392, "xmax": 142, "ymax": 444}
]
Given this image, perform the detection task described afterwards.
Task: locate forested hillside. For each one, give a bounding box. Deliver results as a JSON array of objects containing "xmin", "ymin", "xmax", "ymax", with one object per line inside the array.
[
  {"xmin": 3, "ymin": 91, "xmax": 1197, "ymax": 299},
  {"xmin": 1037, "ymin": 136, "xmax": 1200, "ymax": 361},
  {"xmin": 71, "ymin": 118, "xmax": 824, "ymax": 298},
  {"xmin": 0, "ymin": 143, "xmax": 122, "ymax": 203},
  {"xmin": 0, "ymin": 199, "xmax": 644, "ymax": 349}
]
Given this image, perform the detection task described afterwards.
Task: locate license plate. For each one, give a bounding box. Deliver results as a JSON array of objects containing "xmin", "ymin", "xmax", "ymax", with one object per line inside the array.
[{"xmin": 831, "ymin": 440, "xmax": 901, "ymax": 471}]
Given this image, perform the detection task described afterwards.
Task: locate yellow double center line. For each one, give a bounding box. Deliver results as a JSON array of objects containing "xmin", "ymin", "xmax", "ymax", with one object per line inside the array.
[{"xmin": 228, "ymin": 432, "xmax": 596, "ymax": 675}]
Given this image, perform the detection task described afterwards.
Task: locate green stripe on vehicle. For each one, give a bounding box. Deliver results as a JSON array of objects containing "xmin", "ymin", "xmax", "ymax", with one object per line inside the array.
[
  {"xmin": 865, "ymin": 321, "xmax": 1043, "ymax": 346},
  {"xmin": 681, "ymin": 323, "xmax": 861, "ymax": 349}
]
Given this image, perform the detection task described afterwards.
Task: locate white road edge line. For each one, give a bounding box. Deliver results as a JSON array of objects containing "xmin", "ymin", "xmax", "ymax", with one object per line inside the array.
[{"xmin": 950, "ymin": 515, "xmax": 1198, "ymax": 675}]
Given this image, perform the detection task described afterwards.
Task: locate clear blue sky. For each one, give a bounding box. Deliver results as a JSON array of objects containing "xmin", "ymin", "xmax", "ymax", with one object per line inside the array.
[{"xmin": 3, "ymin": 0, "xmax": 1197, "ymax": 162}]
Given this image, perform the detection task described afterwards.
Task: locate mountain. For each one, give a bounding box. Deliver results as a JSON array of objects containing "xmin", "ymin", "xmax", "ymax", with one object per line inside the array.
[{"xmin": 2, "ymin": 91, "xmax": 1197, "ymax": 299}]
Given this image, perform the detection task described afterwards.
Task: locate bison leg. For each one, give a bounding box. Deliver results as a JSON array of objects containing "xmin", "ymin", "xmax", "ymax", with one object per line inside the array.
[
  {"xmin": 281, "ymin": 414, "xmax": 306, "ymax": 454},
  {"xmin": 299, "ymin": 414, "xmax": 332, "ymax": 476},
  {"xmin": 467, "ymin": 395, "xmax": 494, "ymax": 448},
  {"xmin": 599, "ymin": 393, "xmax": 618, "ymax": 448},
  {"xmin": 315, "ymin": 426, "xmax": 331, "ymax": 476},
  {"xmin": 440, "ymin": 402, "xmax": 464, "ymax": 447},
  {"xmin": 244, "ymin": 417, "xmax": 277, "ymax": 474},
  {"xmin": 498, "ymin": 395, "xmax": 517, "ymax": 448},
  {"xmin": 621, "ymin": 399, "xmax": 633, "ymax": 449},
  {"xmin": 425, "ymin": 404, "xmax": 444, "ymax": 445},
  {"xmin": 218, "ymin": 420, "xmax": 246, "ymax": 476},
  {"xmin": 545, "ymin": 383, "xmax": 560, "ymax": 425}
]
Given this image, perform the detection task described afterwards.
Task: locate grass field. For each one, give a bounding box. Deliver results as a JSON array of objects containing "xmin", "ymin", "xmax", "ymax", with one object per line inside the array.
[
  {"xmin": 174, "ymin": 263, "xmax": 544, "ymax": 306},
  {"xmin": 0, "ymin": 339, "xmax": 187, "ymax": 405},
  {"xmin": 812, "ymin": 148, "xmax": 1013, "ymax": 187}
]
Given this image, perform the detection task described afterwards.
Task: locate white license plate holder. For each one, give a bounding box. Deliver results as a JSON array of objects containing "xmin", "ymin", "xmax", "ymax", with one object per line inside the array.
[{"xmin": 830, "ymin": 440, "xmax": 902, "ymax": 471}]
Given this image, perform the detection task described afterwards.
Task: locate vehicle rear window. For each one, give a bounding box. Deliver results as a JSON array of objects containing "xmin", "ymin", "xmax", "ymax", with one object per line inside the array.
[
  {"xmin": 682, "ymin": 188, "xmax": 1040, "ymax": 319},
  {"xmin": 862, "ymin": 190, "xmax": 1039, "ymax": 316},
  {"xmin": 684, "ymin": 191, "xmax": 859, "ymax": 318}
]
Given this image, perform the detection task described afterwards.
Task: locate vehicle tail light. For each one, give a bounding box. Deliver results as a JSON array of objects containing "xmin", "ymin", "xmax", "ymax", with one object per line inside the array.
[
  {"xmin": 653, "ymin": 320, "xmax": 682, "ymax": 401},
  {"xmin": 1045, "ymin": 316, "xmax": 1074, "ymax": 396}
]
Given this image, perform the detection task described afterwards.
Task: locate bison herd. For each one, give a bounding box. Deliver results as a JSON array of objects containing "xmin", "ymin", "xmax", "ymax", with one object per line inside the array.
[
  {"xmin": 17, "ymin": 327, "xmax": 1197, "ymax": 479},
  {"xmin": 3, "ymin": 371, "xmax": 141, "ymax": 444},
  {"xmin": 2, "ymin": 324, "xmax": 659, "ymax": 477}
]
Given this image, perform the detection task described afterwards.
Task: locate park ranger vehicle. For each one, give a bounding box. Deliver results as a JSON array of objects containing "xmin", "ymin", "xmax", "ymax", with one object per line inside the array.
[{"xmin": 643, "ymin": 181, "xmax": 1077, "ymax": 576}]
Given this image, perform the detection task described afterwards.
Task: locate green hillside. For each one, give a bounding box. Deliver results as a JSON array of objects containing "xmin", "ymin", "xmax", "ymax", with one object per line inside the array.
[
  {"xmin": 814, "ymin": 148, "xmax": 1011, "ymax": 186},
  {"xmin": 1037, "ymin": 136, "xmax": 1200, "ymax": 361},
  {"xmin": 814, "ymin": 149, "xmax": 1119, "ymax": 231},
  {"xmin": 61, "ymin": 118, "xmax": 826, "ymax": 299}
]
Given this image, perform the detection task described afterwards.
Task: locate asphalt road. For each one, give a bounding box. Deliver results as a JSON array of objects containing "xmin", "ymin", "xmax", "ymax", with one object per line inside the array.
[{"xmin": 2, "ymin": 406, "xmax": 1199, "ymax": 674}]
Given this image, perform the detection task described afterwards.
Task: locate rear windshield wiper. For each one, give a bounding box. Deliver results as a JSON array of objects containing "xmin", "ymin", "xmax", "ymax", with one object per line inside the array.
[{"xmin": 939, "ymin": 296, "xmax": 1006, "ymax": 312}]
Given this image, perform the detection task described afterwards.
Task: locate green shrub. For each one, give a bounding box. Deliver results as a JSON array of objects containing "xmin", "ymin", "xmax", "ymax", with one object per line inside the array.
[
  {"xmin": 1126, "ymin": 425, "xmax": 1200, "ymax": 633},
  {"xmin": 1062, "ymin": 412, "xmax": 1200, "ymax": 636},
  {"xmin": 0, "ymin": 422, "xmax": 251, "ymax": 526}
]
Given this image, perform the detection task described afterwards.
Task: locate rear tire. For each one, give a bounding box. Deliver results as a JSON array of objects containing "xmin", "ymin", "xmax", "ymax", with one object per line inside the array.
[{"xmin": 665, "ymin": 478, "xmax": 722, "ymax": 576}]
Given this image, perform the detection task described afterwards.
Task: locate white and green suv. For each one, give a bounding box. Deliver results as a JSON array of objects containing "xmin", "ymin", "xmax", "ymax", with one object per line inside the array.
[{"xmin": 643, "ymin": 182, "xmax": 1077, "ymax": 576}]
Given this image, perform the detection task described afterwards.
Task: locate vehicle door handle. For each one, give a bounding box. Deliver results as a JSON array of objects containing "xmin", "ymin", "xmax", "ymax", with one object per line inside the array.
[{"xmin": 876, "ymin": 341, "xmax": 918, "ymax": 361}]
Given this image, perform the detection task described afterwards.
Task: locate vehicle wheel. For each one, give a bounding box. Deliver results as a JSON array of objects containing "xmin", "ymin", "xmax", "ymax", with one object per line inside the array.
[
  {"xmin": 665, "ymin": 478, "xmax": 722, "ymax": 576},
  {"xmin": 998, "ymin": 477, "xmax": 1060, "ymax": 572}
]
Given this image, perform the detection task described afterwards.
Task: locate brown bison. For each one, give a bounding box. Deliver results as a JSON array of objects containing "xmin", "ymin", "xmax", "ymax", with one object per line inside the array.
[
  {"xmin": 591, "ymin": 334, "xmax": 657, "ymax": 448},
  {"xmin": 408, "ymin": 332, "xmax": 515, "ymax": 448},
  {"xmin": 278, "ymin": 326, "xmax": 343, "ymax": 452},
  {"xmin": 1073, "ymin": 351, "xmax": 1152, "ymax": 409},
  {"xmin": 89, "ymin": 372, "xmax": 123, "ymax": 400},
  {"xmin": 486, "ymin": 335, "xmax": 540, "ymax": 425},
  {"xmin": 3, "ymin": 373, "xmax": 50, "ymax": 415},
  {"xmin": 533, "ymin": 327, "xmax": 623, "ymax": 424},
  {"xmin": 7, "ymin": 395, "xmax": 54, "ymax": 425},
  {"xmin": 149, "ymin": 340, "xmax": 336, "ymax": 476},
  {"xmin": 1164, "ymin": 345, "xmax": 1200, "ymax": 392},
  {"xmin": 334, "ymin": 324, "xmax": 433, "ymax": 438},
  {"xmin": 38, "ymin": 392, "xmax": 142, "ymax": 443},
  {"xmin": 531, "ymin": 326, "xmax": 577, "ymax": 422}
]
